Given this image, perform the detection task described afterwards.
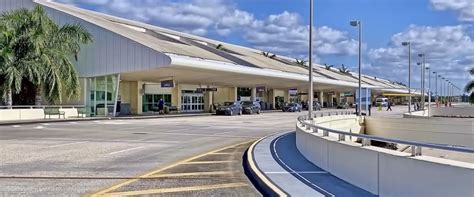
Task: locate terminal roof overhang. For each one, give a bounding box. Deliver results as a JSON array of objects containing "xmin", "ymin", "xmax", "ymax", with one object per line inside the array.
[{"xmin": 38, "ymin": 0, "xmax": 414, "ymax": 93}]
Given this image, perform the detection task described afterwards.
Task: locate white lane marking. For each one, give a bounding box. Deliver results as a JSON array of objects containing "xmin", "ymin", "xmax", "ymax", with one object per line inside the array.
[
  {"xmin": 42, "ymin": 123, "xmax": 51, "ymax": 126},
  {"xmin": 265, "ymin": 171, "xmax": 328, "ymax": 174},
  {"xmin": 48, "ymin": 141, "xmax": 88, "ymax": 148},
  {"xmin": 93, "ymin": 121, "xmax": 101, "ymax": 123},
  {"xmin": 69, "ymin": 122, "xmax": 78, "ymax": 124},
  {"xmin": 12, "ymin": 125, "xmax": 21, "ymax": 128},
  {"xmin": 35, "ymin": 126, "xmax": 44, "ymax": 129},
  {"xmin": 273, "ymin": 132, "xmax": 335, "ymax": 197},
  {"xmin": 108, "ymin": 146, "xmax": 144, "ymax": 155},
  {"xmin": 117, "ymin": 127, "xmax": 145, "ymax": 131}
]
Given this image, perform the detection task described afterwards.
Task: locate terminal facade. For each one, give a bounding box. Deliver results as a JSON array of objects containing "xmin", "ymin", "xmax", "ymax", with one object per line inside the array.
[{"xmin": 2, "ymin": 0, "xmax": 415, "ymax": 116}]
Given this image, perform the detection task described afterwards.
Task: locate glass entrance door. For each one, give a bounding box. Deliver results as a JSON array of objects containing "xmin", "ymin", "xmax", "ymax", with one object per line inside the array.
[{"xmin": 181, "ymin": 93, "xmax": 205, "ymax": 113}]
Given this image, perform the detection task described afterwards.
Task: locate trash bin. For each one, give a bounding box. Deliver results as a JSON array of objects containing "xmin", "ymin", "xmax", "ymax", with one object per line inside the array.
[{"xmin": 164, "ymin": 106, "xmax": 170, "ymax": 114}]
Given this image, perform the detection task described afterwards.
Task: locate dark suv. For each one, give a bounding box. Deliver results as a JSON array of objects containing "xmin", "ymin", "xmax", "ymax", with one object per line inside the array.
[
  {"xmin": 282, "ymin": 103, "xmax": 302, "ymax": 112},
  {"xmin": 216, "ymin": 101, "xmax": 242, "ymax": 116},
  {"xmin": 241, "ymin": 101, "xmax": 261, "ymax": 114}
]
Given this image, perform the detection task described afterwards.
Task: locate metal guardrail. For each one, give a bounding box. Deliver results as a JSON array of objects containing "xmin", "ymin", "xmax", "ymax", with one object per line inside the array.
[
  {"xmin": 0, "ymin": 105, "xmax": 85, "ymax": 109},
  {"xmin": 297, "ymin": 112, "xmax": 474, "ymax": 156}
]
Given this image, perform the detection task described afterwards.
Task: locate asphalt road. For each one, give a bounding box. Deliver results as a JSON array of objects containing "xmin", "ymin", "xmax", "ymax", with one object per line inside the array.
[{"xmin": 0, "ymin": 111, "xmax": 309, "ymax": 196}]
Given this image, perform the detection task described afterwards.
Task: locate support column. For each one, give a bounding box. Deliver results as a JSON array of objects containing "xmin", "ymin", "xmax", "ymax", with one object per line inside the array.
[
  {"xmin": 272, "ymin": 89, "xmax": 276, "ymax": 109},
  {"xmin": 204, "ymin": 90, "xmax": 213, "ymax": 113},
  {"xmin": 319, "ymin": 91, "xmax": 324, "ymax": 108},
  {"xmin": 251, "ymin": 87, "xmax": 257, "ymax": 102}
]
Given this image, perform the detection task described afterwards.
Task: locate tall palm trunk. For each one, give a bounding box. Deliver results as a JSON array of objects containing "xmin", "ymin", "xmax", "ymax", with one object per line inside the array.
[
  {"xmin": 6, "ymin": 88, "xmax": 13, "ymax": 108},
  {"xmin": 35, "ymin": 85, "xmax": 42, "ymax": 106}
]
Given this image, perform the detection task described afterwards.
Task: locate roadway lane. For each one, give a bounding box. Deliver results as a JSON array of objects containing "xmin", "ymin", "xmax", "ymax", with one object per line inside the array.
[{"xmin": 0, "ymin": 112, "xmax": 306, "ymax": 196}]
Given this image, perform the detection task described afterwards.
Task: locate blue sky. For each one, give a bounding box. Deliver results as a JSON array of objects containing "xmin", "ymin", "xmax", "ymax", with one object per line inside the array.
[{"xmin": 58, "ymin": 0, "xmax": 473, "ymax": 93}]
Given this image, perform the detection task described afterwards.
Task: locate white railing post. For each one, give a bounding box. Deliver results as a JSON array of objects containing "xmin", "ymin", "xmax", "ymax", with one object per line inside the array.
[{"xmin": 362, "ymin": 138, "xmax": 371, "ymax": 146}]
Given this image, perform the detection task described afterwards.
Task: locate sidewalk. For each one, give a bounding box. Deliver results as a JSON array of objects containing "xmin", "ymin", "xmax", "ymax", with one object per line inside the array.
[
  {"xmin": 0, "ymin": 113, "xmax": 213, "ymax": 126},
  {"xmin": 247, "ymin": 132, "xmax": 376, "ymax": 196}
]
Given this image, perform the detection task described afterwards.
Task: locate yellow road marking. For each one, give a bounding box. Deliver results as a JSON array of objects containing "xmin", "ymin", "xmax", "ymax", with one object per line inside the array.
[
  {"xmin": 183, "ymin": 160, "xmax": 238, "ymax": 164},
  {"xmin": 89, "ymin": 140, "xmax": 255, "ymax": 196},
  {"xmin": 103, "ymin": 182, "xmax": 248, "ymax": 196},
  {"xmin": 209, "ymin": 152, "xmax": 234, "ymax": 155},
  {"xmin": 148, "ymin": 171, "xmax": 239, "ymax": 178}
]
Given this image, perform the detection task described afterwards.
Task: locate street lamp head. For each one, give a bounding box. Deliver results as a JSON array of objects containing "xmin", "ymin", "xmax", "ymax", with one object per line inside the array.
[
  {"xmin": 401, "ymin": 42, "xmax": 410, "ymax": 46},
  {"xmin": 350, "ymin": 21, "xmax": 359, "ymax": 26},
  {"xmin": 426, "ymin": 67, "xmax": 430, "ymax": 70},
  {"xmin": 417, "ymin": 62, "xmax": 422, "ymax": 66},
  {"xmin": 418, "ymin": 54, "xmax": 424, "ymax": 57}
]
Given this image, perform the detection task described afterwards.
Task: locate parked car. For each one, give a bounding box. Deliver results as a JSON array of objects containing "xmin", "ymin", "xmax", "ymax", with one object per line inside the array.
[
  {"xmin": 337, "ymin": 102, "xmax": 350, "ymax": 109},
  {"xmin": 282, "ymin": 103, "xmax": 302, "ymax": 112},
  {"xmin": 241, "ymin": 101, "xmax": 261, "ymax": 114},
  {"xmin": 216, "ymin": 101, "xmax": 242, "ymax": 116},
  {"xmin": 375, "ymin": 98, "xmax": 389, "ymax": 107}
]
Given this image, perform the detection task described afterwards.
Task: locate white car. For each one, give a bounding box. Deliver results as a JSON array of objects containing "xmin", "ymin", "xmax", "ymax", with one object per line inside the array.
[{"xmin": 375, "ymin": 98, "xmax": 389, "ymax": 107}]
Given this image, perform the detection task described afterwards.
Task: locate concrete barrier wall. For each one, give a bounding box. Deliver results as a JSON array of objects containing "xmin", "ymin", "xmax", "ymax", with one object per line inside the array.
[
  {"xmin": 296, "ymin": 126, "xmax": 474, "ymax": 196},
  {"xmin": 431, "ymin": 107, "xmax": 474, "ymax": 117},
  {"xmin": 365, "ymin": 117, "xmax": 473, "ymax": 147},
  {"xmin": 0, "ymin": 108, "xmax": 79, "ymax": 121}
]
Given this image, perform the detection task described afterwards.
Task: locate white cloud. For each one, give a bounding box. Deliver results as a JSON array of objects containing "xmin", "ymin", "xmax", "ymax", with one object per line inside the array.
[
  {"xmin": 430, "ymin": 0, "xmax": 474, "ymax": 22},
  {"xmin": 368, "ymin": 25, "xmax": 474, "ymax": 89}
]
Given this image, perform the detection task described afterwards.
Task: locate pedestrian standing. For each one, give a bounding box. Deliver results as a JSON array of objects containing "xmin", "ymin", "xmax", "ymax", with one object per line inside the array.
[
  {"xmin": 386, "ymin": 100, "xmax": 392, "ymax": 111},
  {"xmin": 158, "ymin": 98, "xmax": 164, "ymax": 114}
]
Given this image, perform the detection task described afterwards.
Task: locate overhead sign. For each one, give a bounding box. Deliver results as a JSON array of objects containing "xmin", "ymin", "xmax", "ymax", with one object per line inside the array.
[
  {"xmin": 289, "ymin": 89, "xmax": 298, "ymax": 96},
  {"xmin": 256, "ymin": 86, "xmax": 266, "ymax": 92},
  {"xmin": 161, "ymin": 80, "xmax": 175, "ymax": 88},
  {"xmin": 196, "ymin": 88, "xmax": 218, "ymax": 92}
]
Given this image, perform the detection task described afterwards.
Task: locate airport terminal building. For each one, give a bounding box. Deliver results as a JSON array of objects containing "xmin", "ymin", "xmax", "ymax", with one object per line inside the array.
[{"xmin": 1, "ymin": 0, "xmax": 414, "ymax": 116}]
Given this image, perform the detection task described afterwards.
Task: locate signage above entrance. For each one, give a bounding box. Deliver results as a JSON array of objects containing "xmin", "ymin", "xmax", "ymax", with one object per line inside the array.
[
  {"xmin": 161, "ymin": 80, "xmax": 175, "ymax": 88},
  {"xmin": 256, "ymin": 86, "xmax": 266, "ymax": 92},
  {"xmin": 196, "ymin": 88, "xmax": 218, "ymax": 92}
]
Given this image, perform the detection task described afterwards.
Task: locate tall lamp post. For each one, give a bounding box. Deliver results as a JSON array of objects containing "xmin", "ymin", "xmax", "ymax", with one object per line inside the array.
[
  {"xmin": 433, "ymin": 71, "xmax": 437, "ymax": 98},
  {"xmin": 308, "ymin": 0, "xmax": 314, "ymax": 119},
  {"xmin": 417, "ymin": 62, "xmax": 424, "ymax": 109},
  {"xmin": 418, "ymin": 54, "xmax": 426, "ymax": 109},
  {"xmin": 426, "ymin": 67, "xmax": 431, "ymax": 115},
  {"xmin": 350, "ymin": 20, "xmax": 362, "ymax": 116},
  {"xmin": 402, "ymin": 42, "xmax": 412, "ymax": 113}
]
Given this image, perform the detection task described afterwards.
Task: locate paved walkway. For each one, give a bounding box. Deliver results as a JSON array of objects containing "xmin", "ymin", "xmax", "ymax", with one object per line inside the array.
[{"xmin": 252, "ymin": 132, "xmax": 376, "ymax": 197}]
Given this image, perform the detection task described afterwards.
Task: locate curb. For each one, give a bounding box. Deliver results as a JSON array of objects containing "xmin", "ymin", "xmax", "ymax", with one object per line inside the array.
[{"xmin": 245, "ymin": 136, "xmax": 288, "ymax": 197}]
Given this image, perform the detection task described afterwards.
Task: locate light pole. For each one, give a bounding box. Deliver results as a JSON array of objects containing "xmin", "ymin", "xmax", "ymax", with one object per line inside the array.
[
  {"xmin": 402, "ymin": 42, "xmax": 412, "ymax": 113},
  {"xmin": 441, "ymin": 77, "xmax": 445, "ymax": 105},
  {"xmin": 433, "ymin": 71, "xmax": 437, "ymax": 97},
  {"xmin": 417, "ymin": 62, "xmax": 424, "ymax": 109},
  {"xmin": 308, "ymin": 0, "xmax": 314, "ymax": 119},
  {"xmin": 426, "ymin": 67, "xmax": 431, "ymax": 115},
  {"xmin": 418, "ymin": 54, "xmax": 426, "ymax": 109},
  {"xmin": 350, "ymin": 20, "xmax": 362, "ymax": 116}
]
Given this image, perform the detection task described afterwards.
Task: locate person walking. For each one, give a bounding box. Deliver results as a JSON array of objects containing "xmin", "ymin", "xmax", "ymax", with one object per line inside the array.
[
  {"xmin": 386, "ymin": 100, "xmax": 392, "ymax": 111},
  {"xmin": 158, "ymin": 98, "xmax": 165, "ymax": 114}
]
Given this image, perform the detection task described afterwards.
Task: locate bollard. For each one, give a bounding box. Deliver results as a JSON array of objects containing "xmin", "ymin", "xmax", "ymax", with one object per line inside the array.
[{"xmin": 323, "ymin": 130, "xmax": 329, "ymax": 137}]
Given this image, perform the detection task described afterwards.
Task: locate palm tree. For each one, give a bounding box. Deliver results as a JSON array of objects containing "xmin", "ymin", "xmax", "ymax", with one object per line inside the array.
[
  {"xmin": 339, "ymin": 64, "xmax": 350, "ymax": 74},
  {"xmin": 324, "ymin": 63, "xmax": 333, "ymax": 70},
  {"xmin": 465, "ymin": 68, "xmax": 474, "ymax": 104},
  {"xmin": 262, "ymin": 51, "xmax": 276, "ymax": 59},
  {"xmin": 0, "ymin": 6, "xmax": 92, "ymax": 105},
  {"xmin": 295, "ymin": 59, "xmax": 306, "ymax": 66}
]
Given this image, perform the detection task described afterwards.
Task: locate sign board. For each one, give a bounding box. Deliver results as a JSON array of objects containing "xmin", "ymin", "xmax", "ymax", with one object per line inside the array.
[
  {"xmin": 161, "ymin": 80, "xmax": 175, "ymax": 88},
  {"xmin": 298, "ymin": 93, "xmax": 308, "ymax": 96},
  {"xmin": 356, "ymin": 88, "xmax": 372, "ymax": 110},
  {"xmin": 289, "ymin": 89, "xmax": 298, "ymax": 96},
  {"xmin": 196, "ymin": 88, "xmax": 218, "ymax": 92},
  {"xmin": 256, "ymin": 86, "xmax": 266, "ymax": 92}
]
